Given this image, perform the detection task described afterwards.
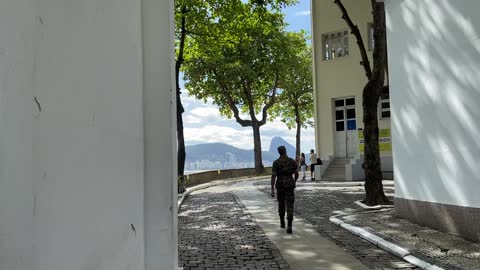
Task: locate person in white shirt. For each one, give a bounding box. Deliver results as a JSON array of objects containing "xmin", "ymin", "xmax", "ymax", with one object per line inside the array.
[{"xmin": 309, "ymin": 149, "xmax": 317, "ymax": 180}]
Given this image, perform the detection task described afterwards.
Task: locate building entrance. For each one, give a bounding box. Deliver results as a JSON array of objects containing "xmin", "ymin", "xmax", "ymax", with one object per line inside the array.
[{"xmin": 334, "ymin": 97, "xmax": 358, "ymax": 158}]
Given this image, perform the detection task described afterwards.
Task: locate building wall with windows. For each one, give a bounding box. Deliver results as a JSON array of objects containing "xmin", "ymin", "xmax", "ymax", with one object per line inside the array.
[
  {"xmin": 311, "ymin": 0, "xmax": 392, "ymax": 171},
  {"xmin": 386, "ymin": 0, "xmax": 480, "ymax": 242}
]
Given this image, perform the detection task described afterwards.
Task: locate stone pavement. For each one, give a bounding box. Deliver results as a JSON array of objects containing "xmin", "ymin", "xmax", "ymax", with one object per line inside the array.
[
  {"xmin": 230, "ymin": 181, "xmax": 369, "ymax": 270},
  {"xmin": 254, "ymin": 180, "xmax": 423, "ymax": 270},
  {"xmin": 178, "ymin": 179, "xmax": 425, "ymax": 270},
  {"xmin": 178, "ymin": 185, "xmax": 290, "ymax": 270},
  {"xmin": 337, "ymin": 208, "xmax": 479, "ymax": 269}
]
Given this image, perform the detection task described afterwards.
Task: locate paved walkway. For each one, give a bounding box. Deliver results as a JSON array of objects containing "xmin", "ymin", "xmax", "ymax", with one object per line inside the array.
[
  {"xmin": 255, "ymin": 180, "xmax": 420, "ymax": 270},
  {"xmin": 178, "ymin": 179, "xmax": 421, "ymax": 269},
  {"xmin": 230, "ymin": 181, "xmax": 369, "ymax": 270},
  {"xmin": 178, "ymin": 185, "xmax": 290, "ymax": 270}
]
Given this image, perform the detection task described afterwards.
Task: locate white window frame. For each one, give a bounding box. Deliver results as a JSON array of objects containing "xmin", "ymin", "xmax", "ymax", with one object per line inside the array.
[{"xmin": 322, "ymin": 30, "xmax": 349, "ymax": 61}]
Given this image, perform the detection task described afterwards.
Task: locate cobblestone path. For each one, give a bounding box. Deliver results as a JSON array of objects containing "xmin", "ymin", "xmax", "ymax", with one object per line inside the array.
[
  {"xmin": 178, "ymin": 187, "xmax": 291, "ymax": 270},
  {"xmin": 255, "ymin": 181, "xmax": 422, "ymax": 270}
]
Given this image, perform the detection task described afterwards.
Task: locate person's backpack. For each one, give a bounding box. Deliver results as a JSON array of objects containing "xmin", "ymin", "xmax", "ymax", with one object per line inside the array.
[{"xmin": 316, "ymin": 158, "xmax": 323, "ymax": 165}]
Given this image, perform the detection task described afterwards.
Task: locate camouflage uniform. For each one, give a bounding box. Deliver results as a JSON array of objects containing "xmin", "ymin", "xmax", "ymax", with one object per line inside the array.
[{"xmin": 272, "ymin": 156, "xmax": 298, "ymax": 220}]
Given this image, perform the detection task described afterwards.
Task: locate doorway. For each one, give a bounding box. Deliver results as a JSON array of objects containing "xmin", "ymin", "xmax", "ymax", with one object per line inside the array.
[{"xmin": 334, "ymin": 97, "xmax": 358, "ymax": 158}]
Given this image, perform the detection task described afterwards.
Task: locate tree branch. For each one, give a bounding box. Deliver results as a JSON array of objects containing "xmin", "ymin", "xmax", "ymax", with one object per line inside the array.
[
  {"xmin": 334, "ymin": 0, "xmax": 372, "ymax": 80},
  {"xmin": 242, "ymin": 79, "xmax": 258, "ymax": 122},
  {"xmin": 212, "ymin": 70, "xmax": 252, "ymax": 127},
  {"xmin": 259, "ymin": 74, "xmax": 279, "ymax": 126}
]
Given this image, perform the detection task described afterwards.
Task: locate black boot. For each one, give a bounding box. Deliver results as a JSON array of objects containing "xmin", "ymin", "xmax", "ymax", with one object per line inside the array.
[
  {"xmin": 286, "ymin": 218, "xmax": 293, "ymax": 234},
  {"xmin": 280, "ymin": 216, "xmax": 285, "ymax": 228}
]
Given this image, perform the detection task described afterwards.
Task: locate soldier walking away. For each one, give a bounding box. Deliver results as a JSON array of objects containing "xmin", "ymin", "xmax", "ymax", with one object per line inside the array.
[{"xmin": 271, "ymin": 146, "xmax": 299, "ymax": 234}]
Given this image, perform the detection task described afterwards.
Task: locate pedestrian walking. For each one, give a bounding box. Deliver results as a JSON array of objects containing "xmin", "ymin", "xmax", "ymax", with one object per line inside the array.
[
  {"xmin": 309, "ymin": 149, "xmax": 317, "ymax": 180},
  {"xmin": 299, "ymin": 153, "xmax": 307, "ymax": 180},
  {"xmin": 271, "ymin": 146, "xmax": 299, "ymax": 234}
]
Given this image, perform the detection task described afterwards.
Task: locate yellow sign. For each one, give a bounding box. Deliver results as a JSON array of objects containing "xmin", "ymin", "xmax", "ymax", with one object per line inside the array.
[{"xmin": 358, "ymin": 129, "xmax": 391, "ymax": 153}]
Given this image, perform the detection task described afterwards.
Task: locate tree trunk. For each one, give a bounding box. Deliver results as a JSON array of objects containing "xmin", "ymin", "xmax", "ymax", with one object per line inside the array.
[
  {"xmin": 362, "ymin": 2, "xmax": 389, "ymax": 205},
  {"xmin": 176, "ymin": 78, "xmax": 186, "ymax": 193},
  {"xmin": 294, "ymin": 104, "xmax": 301, "ymax": 159},
  {"xmin": 176, "ymin": 93, "xmax": 186, "ymax": 191},
  {"xmin": 362, "ymin": 82, "xmax": 388, "ymax": 205},
  {"xmin": 252, "ymin": 122, "xmax": 265, "ymax": 174},
  {"xmin": 176, "ymin": 5, "xmax": 187, "ymax": 193},
  {"xmin": 295, "ymin": 121, "xmax": 301, "ymax": 159}
]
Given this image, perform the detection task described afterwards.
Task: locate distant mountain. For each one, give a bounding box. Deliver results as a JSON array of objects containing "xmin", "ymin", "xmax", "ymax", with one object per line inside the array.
[
  {"xmin": 186, "ymin": 143, "xmax": 277, "ymax": 163},
  {"xmin": 269, "ymin": 137, "xmax": 296, "ymax": 157},
  {"xmin": 185, "ymin": 136, "xmax": 296, "ymax": 168}
]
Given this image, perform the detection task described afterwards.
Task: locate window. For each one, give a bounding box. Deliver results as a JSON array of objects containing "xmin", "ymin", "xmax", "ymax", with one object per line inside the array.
[
  {"xmin": 346, "ymin": 98, "xmax": 355, "ymax": 106},
  {"xmin": 336, "ymin": 122, "xmax": 345, "ymax": 131},
  {"xmin": 368, "ymin": 23, "xmax": 374, "ymax": 51},
  {"xmin": 380, "ymin": 87, "xmax": 390, "ymax": 119},
  {"xmin": 322, "ymin": 30, "xmax": 349, "ymax": 61},
  {"xmin": 335, "ymin": 99, "xmax": 344, "ymax": 107}
]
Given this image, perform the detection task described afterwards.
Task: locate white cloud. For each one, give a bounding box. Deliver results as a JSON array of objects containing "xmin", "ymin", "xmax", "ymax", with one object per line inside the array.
[
  {"xmin": 180, "ymin": 89, "xmax": 316, "ymax": 152},
  {"xmin": 295, "ymin": 10, "xmax": 311, "ymax": 16},
  {"xmin": 185, "ymin": 125, "xmax": 253, "ymax": 149},
  {"xmin": 190, "ymin": 107, "xmax": 222, "ymax": 120}
]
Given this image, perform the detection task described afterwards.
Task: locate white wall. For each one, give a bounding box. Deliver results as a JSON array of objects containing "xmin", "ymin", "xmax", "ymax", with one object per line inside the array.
[
  {"xmin": 0, "ymin": 0, "xmax": 176, "ymax": 269},
  {"xmin": 142, "ymin": 0, "xmax": 178, "ymax": 269},
  {"xmin": 0, "ymin": 1, "xmax": 36, "ymax": 268},
  {"xmin": 387, "ymin": 0, "xmax": 480, "ymax": 208}
]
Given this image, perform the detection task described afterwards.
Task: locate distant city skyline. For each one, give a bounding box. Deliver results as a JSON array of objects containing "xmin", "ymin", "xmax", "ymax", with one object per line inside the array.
[{"xmin": 181, "ymin": 0, "xmax": 315, "ymax": 153}]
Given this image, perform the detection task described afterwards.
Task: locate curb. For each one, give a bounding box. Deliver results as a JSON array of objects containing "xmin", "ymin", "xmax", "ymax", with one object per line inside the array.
[
  {"xmin": 310, "ymin": 181, "xmax": 394, "ymax": 188},
  {"xmin": 329, "ymin": 215, "xmax": 444, "ymax": 270},
  {"xmin": 177, "ymin": 176, "xmax": 270, "ymax": 213},
  {"xmin": 354, "ymin": 200, "xmax": 395, "ymax": 210}
]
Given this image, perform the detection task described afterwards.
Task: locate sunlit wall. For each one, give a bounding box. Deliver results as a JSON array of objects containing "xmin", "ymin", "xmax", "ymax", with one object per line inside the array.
[
  {"xmin": 0, "ymin": 0, "xmax": 177, "ymax": 269},
  {"xmin": 387, "ymin": 0, "xmax": 480, "ymax": 240}
]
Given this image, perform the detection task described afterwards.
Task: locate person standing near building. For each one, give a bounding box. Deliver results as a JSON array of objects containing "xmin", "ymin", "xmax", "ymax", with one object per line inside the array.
[
  {"xmin": 299, "ymin": 153, "xmax": 307, "ymax": 180},
  {"xmin": 309, "ymin": 149, "xmax": 317, "ymax": 180},
  {"xmin": 271, "ymin": 146, "xmax": 299, "ymax": 234}
]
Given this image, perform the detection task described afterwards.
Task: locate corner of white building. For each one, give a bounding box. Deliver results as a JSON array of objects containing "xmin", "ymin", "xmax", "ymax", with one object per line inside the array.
[
  {"xmin": 386, "ymin": 0, "xmax": 480, "ymax": 242},
  {"xmin": 0, "ymin": 0, "xmax": 178, "ymax": 269}
]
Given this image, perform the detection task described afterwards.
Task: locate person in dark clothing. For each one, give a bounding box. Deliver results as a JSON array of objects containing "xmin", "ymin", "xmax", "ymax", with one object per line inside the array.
[
  {"xmin": 311, "ymin": 157, "xmax": 323, "ymax": 181},
  {"xmin": 271, "ymin": 146, "xmax": 299, "ymax": 234}
]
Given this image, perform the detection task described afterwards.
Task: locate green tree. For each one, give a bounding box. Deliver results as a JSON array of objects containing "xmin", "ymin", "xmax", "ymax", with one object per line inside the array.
[
  {"xmin": 334, "ymin": 0, "xmax": 389, "ymax": 205},
  {"xmin": 175, "ymin": 0, "xmax": 218, "ymax": 192},
  {"xmin": 272, "ymin": 33, "xmax": 313, "ymax": 159},
  {"xmin": 183, "ymin": 0, "xmax": 296, "ymax": 174},
  {"xmin": 175, "ymin": 0, "xmax": 208, "ymax": 193}
]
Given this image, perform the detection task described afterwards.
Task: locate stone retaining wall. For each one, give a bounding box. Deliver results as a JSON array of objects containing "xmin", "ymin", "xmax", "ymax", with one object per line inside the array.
[{"xmin": 186, "ymin": 167, "xmax": 272, "ymax": 187}]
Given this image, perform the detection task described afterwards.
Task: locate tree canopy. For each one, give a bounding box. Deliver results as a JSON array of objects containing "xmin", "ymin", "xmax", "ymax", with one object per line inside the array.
[{"xmin": 182, "ymin": 0, "xmax": 299, "ymax": 173}]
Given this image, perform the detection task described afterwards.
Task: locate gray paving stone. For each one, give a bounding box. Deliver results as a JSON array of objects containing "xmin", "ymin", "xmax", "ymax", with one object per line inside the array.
[
  {"xmin": 178, "ymin": 188, "xmax": 291, "ymax": 270},
  {"xmin": 254, "ymin": 181, "xmax": 423, "ymax": 270}
]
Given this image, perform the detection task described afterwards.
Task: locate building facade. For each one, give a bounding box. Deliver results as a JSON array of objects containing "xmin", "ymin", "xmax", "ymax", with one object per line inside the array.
[
  {"xmin": 386, "ymin": 0, "xmax": 480, "ymax": 242},
  {"xmin": 0, "ymin": 0, "xmax": 177, "ymax": 269},
  {"xmin": 310, "ymin": 0, "xmax": 393, "ymax": 180}
]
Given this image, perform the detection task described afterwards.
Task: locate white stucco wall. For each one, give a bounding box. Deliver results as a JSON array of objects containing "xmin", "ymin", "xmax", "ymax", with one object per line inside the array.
[
  {"xmin": 0, "ymin": 0, "xmax": 176, "ymax": 269},
  {"xmin": 387, "ymin": 0, "xmax": 480, "ymax": 208}
]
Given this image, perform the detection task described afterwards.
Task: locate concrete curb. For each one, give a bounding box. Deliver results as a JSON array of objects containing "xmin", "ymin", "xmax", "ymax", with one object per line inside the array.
[
  {"xmin": 177, "ymin": 175, "xmax": 270, "ymax": 213},
  {"xmin": 329, "ymin": 214, "xmax": 444, "ymax": 270},
  {"xmin": 354, "ymin": 200, "xmax": 395, "ymax": 210},
  {"xmin": 312, "ymin": 180, "xmax": 394, "ymax": 188}
]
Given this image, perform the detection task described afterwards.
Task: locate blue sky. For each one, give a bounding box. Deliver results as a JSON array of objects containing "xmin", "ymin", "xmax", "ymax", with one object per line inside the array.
[{"xmin": 181, "ymin": 0, "xmax": 315, "ymax": 153}]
